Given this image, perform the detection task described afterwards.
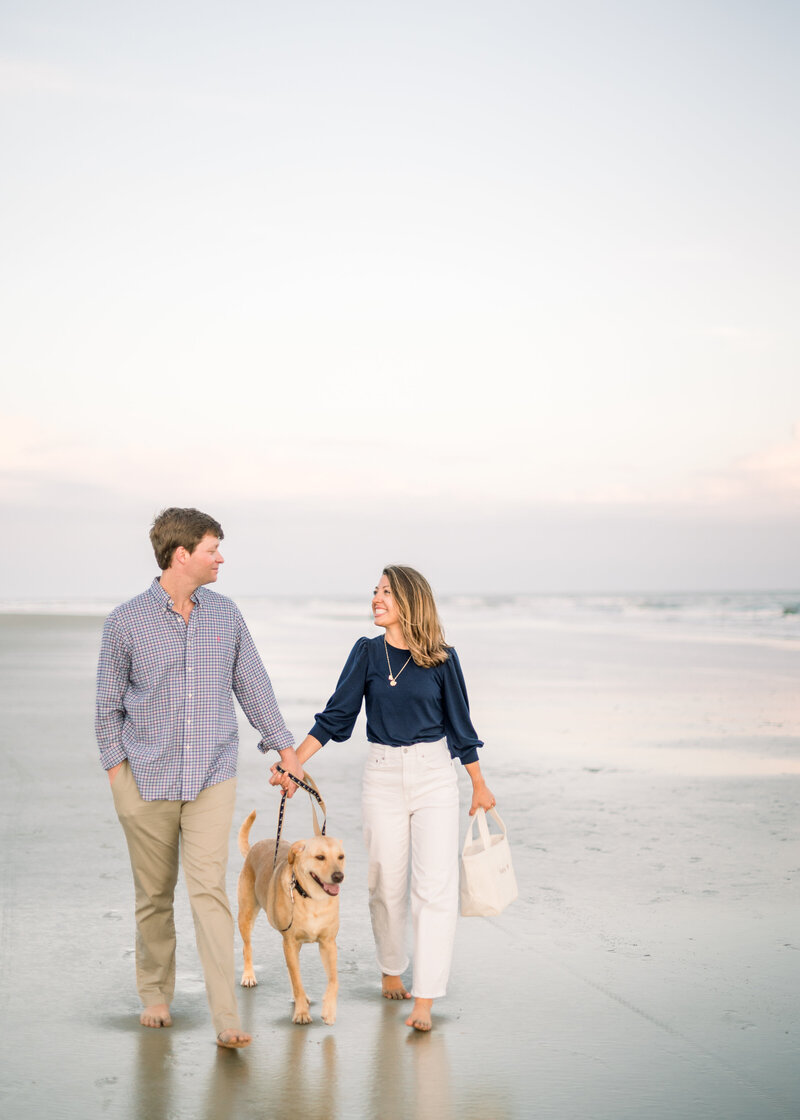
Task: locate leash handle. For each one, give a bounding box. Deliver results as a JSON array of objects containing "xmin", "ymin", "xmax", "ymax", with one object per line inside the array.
[
  {"xmin": 274, "ymin": 765, "xmax": 327, "ymax": 832},
  {"xmin": 273, "ymin": 766, "xmax": 327, "ymax": 868}
]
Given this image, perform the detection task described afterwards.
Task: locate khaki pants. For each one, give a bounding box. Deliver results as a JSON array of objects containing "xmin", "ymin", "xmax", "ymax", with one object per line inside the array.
[{"xmin": 111, "ymin": 761, "xmax": 240, "ymax": 1035}]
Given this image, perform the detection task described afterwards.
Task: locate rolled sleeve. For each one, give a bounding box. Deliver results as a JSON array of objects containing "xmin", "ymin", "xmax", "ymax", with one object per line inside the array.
[{"xmin": 232, "ymin": 613, "xmax": 294, "ymax": 754}]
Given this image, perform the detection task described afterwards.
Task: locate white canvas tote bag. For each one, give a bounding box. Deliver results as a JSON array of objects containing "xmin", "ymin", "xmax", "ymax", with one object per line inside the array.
[{"xmin": 459, "ymin": 807, "xmax": 518, "ymax": 917}]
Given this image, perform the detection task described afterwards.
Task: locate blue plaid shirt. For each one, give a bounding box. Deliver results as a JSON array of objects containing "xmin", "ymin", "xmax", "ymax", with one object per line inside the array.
[{"xmin": 96, "ymin": 579, "xmax": 294, "ymax": 801}]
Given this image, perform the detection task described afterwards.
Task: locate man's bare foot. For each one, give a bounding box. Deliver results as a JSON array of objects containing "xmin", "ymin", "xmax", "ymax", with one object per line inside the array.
[
  {"xmin": 216, "ymin": 1029, "xmax": 252, "ymax": 1049},
  {"xmin": 382, "ymin": 974, "xmax": 411, "ymax": 1000},
  {"xmin": 405, "ymin": 998, "xmax": 433, "ymax": 1031},
  {"xmin": 140, "ymin": 1004, "xmax": 172, "ymax": 1028}
]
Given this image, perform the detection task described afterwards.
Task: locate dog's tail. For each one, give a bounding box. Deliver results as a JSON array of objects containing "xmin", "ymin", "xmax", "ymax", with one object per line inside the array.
[{"xmin": 238, "ymin": 810, "xmax": 257, "ymax": 857}]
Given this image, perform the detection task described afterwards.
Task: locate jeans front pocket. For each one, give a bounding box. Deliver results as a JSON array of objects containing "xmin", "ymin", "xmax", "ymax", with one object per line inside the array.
[
  {"xmin": 418, "ymin": 742, "xmax": 454, "ymax": 771},
  {"xmin": 364, "ymin": 745, "xmax": 387, "ymax": 772}
]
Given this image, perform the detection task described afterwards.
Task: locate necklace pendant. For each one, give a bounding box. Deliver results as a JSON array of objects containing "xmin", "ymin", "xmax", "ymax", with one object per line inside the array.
[{"xmin": 389, "ymin": 676, "xmax": 397, "ymax": 686}]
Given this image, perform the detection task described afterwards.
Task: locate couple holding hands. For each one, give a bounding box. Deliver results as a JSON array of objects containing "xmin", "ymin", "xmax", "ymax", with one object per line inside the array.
[{"xmin": 96, "ymin": 507, "xmax": 495, "ymax": 1048}]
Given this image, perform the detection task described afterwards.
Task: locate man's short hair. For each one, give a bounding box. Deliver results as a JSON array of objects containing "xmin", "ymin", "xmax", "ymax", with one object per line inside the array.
[{"xmin": 150, "ymin": 508, "xmax": 224, "ymax": 571}]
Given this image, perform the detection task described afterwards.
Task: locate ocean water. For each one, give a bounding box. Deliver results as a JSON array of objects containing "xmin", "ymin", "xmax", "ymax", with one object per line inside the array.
[
  {"xmin": 1, "ymin": 589, "xmax": 799, "ymax": 646},
  {"xmin": 2, "ymin": 589, "xmax": 796, "ymax": 781}
]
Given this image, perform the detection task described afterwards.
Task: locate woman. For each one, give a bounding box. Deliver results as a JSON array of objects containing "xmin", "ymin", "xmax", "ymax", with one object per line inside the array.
[{"xmin": 271, "ymin": 565, "xmax": 496, "ymax": 1032}]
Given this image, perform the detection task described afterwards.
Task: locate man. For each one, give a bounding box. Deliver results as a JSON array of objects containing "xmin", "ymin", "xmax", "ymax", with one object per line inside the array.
[{"xmin": 96, "ymin": 507, "xmax": 301, "ymax": 1048}]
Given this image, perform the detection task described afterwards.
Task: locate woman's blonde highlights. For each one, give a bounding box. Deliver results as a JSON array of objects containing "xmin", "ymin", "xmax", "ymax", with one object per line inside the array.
[{"xmin": 382, "ymin": 565, "xmax": 449, "ymax": 668}]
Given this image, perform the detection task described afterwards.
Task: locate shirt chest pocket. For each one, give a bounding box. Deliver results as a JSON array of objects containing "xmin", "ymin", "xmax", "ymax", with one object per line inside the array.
[{"xmin": 198, "ymin": 632, "xmax": 236, "ymax": 673}]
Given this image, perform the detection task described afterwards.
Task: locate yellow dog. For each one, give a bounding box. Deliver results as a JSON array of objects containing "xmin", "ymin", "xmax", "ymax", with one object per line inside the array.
[{"xmin": 237, "ymin": 799, "xmax": 345, "ymax": 1025}]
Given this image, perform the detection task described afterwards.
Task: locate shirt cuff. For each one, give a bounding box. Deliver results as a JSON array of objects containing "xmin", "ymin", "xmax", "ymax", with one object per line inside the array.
[
  {"xmin": 257, "ymin": 733, "xmax": 296, "ymax": 754},
  {"xmin": 100, "ymin": 747, "xmax": 128, "ymax": 769},
  {"xmin": 309, "ymin": 722, "xmax": 332, "ymax": 747}
]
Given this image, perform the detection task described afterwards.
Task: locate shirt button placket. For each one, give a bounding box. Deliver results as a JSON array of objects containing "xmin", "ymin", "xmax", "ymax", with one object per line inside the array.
[
  {"xmin": 183, "ymin": 616, "xmax": 192, "ymax": 802},
  {"xmin": 185, "ymin": 619, "xmax": 193, "ymax": 753}
]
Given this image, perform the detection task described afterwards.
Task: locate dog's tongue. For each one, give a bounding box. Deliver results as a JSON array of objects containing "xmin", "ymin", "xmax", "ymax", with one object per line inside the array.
[{"xmin": 323, "ymin": 882, "xmax": 340, "ymax": 896}]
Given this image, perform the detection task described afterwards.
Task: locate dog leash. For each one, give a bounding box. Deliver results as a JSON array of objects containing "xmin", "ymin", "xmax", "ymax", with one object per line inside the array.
[{"xmin": 273, "ymin": 765, "xmax": 327, "ymax": 870}]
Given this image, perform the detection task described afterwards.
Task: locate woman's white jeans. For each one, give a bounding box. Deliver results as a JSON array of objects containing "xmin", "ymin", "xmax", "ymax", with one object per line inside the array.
[{"xmin": 361, "ymin": 740, "xmax": 460, "ymax": 999}]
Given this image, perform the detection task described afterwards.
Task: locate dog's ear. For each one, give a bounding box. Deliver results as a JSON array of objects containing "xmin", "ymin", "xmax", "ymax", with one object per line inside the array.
[{"xmin": 288, "ymin": 841, "xmax": 306, "ymax": 865}]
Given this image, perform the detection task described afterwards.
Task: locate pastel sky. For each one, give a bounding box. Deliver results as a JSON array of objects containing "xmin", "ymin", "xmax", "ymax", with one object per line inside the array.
[{"xmin": 2, "ymin": 1, "xmax": 798, "ymax": 597}]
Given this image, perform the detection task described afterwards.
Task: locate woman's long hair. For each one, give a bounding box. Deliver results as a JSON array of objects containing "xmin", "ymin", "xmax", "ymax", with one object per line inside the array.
[{"xmin": 383, "ymin": 565, "xmax": 449, "ymax": 668}]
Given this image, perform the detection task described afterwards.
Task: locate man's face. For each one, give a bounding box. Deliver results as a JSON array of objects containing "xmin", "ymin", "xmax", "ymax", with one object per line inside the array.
[{"xmin": 182, "ymin": 534, "xmax": 224, "ymax": 586}]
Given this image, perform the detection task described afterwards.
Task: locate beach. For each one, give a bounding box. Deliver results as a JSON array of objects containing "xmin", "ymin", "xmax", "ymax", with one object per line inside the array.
[{"xmin": 0, "ymin": 594, "xmax": 798, "ymax": 1119}]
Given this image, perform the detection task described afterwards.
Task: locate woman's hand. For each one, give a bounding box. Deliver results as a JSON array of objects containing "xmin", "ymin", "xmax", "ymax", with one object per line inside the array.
[
  {"xmin": 469, "ymin": 781, "xmax": 497, "ymax": 816},
  {"xmin": 463, "ymin": 760, "xmax": 497, "ymax": 816}
]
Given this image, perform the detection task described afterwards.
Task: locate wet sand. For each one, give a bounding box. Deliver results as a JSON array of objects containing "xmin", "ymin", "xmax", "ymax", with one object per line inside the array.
[{"xmin": 1, "ymin": 610, "xmax": 799, "ymax": 1119}]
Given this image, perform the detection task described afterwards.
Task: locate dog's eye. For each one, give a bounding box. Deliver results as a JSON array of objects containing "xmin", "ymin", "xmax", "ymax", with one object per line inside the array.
[{"xmin": 315, "ymin": 854, "xmax": 325, "ymax": 861}]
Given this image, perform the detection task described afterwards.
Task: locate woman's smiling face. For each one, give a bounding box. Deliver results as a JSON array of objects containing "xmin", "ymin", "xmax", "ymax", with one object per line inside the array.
[{"xmin": 372, "ymin": 574, "xmax": 400, "ymax": 630}]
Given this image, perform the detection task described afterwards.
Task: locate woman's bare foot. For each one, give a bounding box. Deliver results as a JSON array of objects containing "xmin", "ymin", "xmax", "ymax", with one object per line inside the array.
[
  {"xmin": 140, "ymin": 1004, "xmax": 172, "ymax": 1028},
  {"xmin": 216, "ymin": 1029, "xmax": 252, "ymax": 1049},
  {"xmin": 405, "ymin": 998, "xmax": 433, "ymax": 1031},
  {"xmin": 382, "ymin": 974, "xmax": 411, "ymax": 1000}
]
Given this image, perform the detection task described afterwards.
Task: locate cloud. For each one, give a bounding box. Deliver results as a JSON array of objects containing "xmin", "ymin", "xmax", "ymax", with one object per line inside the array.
[
  {"xmin": 0, "ymin": 420, "xmax": 405, "ymax": 507},
  {"xmin": 738, "ymin": 422, "xmax": 800, "ymax": 490},
  {"xmin": 1, "ymin": 413, "xmax": 798, "ymax": 596},
  {"xmin": 3, "ymin": 412, "xmax": 800, "ymax": 522},
  {"xmin": 0, "ymin": 59, "xmax": 77, "ymax": 97},
  {"xmin": 534, "ymin": 424, "xmax": 800, "ymax": 513},
  {"xmin": 703, "ymin": 325, "xmax": 775, "ymax": 349},
  {"xmin": 0, "ymin": 52, "xmax": 265, "ymax": 117},
  {"xmin": 686, "ymin": 423, "xmax": 800, "ymax": 508}
]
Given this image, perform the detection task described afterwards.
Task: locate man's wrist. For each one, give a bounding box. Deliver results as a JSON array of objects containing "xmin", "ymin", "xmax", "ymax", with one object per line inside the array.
[{"xmin": 259, "ymin": 738, "xmax": 296, "ymax": 755}]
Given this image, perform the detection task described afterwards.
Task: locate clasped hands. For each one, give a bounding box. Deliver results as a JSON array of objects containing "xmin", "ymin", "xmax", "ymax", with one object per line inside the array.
[{"xmin": 269, "ymin": 747, "xmax": 305, "ymax": 797}]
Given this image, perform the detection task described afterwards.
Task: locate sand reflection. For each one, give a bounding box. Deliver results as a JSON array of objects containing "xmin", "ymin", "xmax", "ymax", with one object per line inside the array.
[
  {"xmin": 133, "ymin": 1029, "xmax": 175, "ymax": 1119},
  {"xmin": 367, "ymin": 1001, "xmax": 514, "ymax": 1120}
]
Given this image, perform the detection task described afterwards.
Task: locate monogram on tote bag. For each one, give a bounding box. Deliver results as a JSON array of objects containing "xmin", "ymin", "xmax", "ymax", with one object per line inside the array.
[{"xmin": 459, "ymin": 807, "xmax": 518, "ymax": 917}]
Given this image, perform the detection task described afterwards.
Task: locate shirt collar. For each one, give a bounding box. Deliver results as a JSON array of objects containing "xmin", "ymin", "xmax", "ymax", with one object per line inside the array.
[{"xmin": 147, "ymin": 577, "xmax": 203, "ymax": 611}]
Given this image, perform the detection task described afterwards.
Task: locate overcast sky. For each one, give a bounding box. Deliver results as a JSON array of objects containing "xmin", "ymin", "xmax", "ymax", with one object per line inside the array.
[{"xmin": 2, "ymin": 1, "xmax": 798, "ymax": 598}]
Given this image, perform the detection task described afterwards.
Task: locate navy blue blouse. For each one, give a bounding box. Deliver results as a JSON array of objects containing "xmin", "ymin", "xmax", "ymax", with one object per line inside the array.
[{"xmin": 309, "ymin": 636, "xmax": 483, "ymax": 765}]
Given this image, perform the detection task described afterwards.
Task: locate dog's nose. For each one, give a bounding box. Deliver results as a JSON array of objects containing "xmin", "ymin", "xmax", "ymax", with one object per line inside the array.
[{"xmin": 332, "ymin": 871, "xmax": 344, "ymax": 883}]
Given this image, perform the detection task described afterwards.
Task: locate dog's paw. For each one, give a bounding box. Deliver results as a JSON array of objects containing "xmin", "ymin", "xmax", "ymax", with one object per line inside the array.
[
  {"xmin": 240, "ymin": 972, "xmax": 258, "ymax": 988},
  {"xmin": 321, "ymin": 1007, "xmax": 336, "ymax": 1025},
  {"xmin": 292, "ymin": 1007, "xmax": 312, "ymax": 1025}
]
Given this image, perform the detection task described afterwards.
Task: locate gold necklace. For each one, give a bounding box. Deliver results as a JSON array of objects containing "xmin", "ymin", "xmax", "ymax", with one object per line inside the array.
[{"xmin": 384, "ymin": 638, "xmax": 412, "ymax": 686}]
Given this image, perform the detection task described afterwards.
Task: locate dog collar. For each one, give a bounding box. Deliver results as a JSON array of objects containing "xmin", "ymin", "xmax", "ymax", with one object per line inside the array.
[
  {"xmin": 292, "ymin": 873, "xmax": 311, "ymax": 900},
  {"xmin": 277, "ymin": 873, "xmax": 308, "ymax": 933}
]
